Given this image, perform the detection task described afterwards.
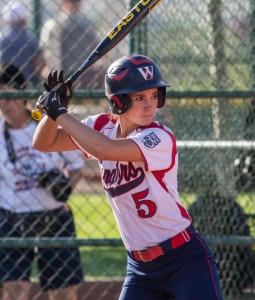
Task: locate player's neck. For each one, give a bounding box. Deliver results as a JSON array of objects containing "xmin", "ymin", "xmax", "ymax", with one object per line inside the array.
[
  {"xmin": 117, "ymin": 123, "xmax": 137, "ymax": 138},
  {"xmin": 117, "ymin": 115, "xmax": 141, "ymax": 138}
]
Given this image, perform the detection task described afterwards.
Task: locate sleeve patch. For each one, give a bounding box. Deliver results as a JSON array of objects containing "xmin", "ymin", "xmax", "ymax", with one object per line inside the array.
[{"xmin": 142, "ymin": 132, "xmax": 161, "ymax": 148}]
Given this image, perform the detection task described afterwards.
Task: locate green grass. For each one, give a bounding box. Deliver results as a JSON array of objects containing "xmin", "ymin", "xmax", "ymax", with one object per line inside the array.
[
  {"xmin": 31, "ymin": 192, "xmax": 255, "ymax": 279},
  {"xmin": 68, "ymin": 193, "xmax": 127, "ymax": 278},
  {"xmin": 236, "ymin": 193, "xmax": 255, "ymax": 236},
  {"xmin": 79, "ymin": 246, "xmax": 126, "ymax": 278},
  {"xmin": 236, "ymin": 193, "xmax": 255, "ymax": 215},
  {"xmin": 68, "ymin": 193, "xmax": 120, "ymax": 239}
]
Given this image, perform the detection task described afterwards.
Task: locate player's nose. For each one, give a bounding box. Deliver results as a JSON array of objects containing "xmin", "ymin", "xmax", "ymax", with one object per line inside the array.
[{"xmin": 144, "ymin": 98, "xmax": 154, "ymax": 109}]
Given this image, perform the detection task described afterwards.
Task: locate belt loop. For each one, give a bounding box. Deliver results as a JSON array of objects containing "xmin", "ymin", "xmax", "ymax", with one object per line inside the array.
[
  {"xmin": 127, "ymin": 250, "xmax": 136, "ymax": 261},
  {"xmin": 188, "ymin": 223, "xmax": 197, "ymax": 237},
  {"xmin": 182, "ymin": 229, "xmax": 191, "ymax": 242}
]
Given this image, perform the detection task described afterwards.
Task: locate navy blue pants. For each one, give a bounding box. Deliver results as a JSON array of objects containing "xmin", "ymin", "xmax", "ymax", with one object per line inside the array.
[
  {"xmin": 0, "ymin": 207, "xmax": 83, "ymax": 291},
  {"xmin": 119, "ymin": 233, "xmax": 223, "ymax": 300}
]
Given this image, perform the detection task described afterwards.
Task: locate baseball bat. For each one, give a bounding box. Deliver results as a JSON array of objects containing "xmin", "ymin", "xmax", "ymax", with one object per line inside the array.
[{"xmin": 31, "ymin": 0, "xmax": 161, "ymax": 121}]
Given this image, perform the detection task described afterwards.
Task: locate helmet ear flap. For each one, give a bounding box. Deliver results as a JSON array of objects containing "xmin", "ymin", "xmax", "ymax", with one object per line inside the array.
[
  {"xmin": 107, "ymin": 95, "xmax": 131, "ymax": 115},
  {"xmin": 157, "ymin": 87, "xmax": 166, "ymax": 108}
]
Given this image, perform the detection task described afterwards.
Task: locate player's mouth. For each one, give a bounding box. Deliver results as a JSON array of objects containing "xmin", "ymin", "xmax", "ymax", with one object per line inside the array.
[{"xmin": 141, "ymin": 114, "xmax": 154, "ymax": 119}]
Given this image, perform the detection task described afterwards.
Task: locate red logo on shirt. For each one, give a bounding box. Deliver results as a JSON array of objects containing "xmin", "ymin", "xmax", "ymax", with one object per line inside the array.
[{"xmin": 102, "ymin": 162, "xmax": 145, "ymax": 197}]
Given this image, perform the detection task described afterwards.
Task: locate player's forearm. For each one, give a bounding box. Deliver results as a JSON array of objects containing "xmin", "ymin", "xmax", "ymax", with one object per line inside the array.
[
  {"xmin": 33, "ymin": 116, "xmax": 59, "ymax": 151},
  {"xmin": 34, "ymin": 111, "xmax": 142, "ymax": 161},
  {"xmin": 57, "ymin": 113, "xmax": 114, "ymax": 160}
]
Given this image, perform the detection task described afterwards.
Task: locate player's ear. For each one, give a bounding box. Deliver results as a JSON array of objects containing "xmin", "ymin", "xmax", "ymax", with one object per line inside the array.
[{"xmin": 107, "ymin": 94, "xmax": 131, "ymax": 115}]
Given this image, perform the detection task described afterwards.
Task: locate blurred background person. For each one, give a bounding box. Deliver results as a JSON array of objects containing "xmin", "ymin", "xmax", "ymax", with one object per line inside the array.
[
  {"xmin": 40, "ymin": 0, "xmax": 104, "ymax": 89},
  {"xmin": 0, "ymin": 65, "xmax": 84, "ymax": 299},
  {"xmin": 0, "ymin": 1, "xmax": 47, "ymax": 87}
]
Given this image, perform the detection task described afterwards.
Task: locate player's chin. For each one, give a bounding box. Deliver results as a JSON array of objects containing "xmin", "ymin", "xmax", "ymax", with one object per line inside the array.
[{"xmin": 140, "ymin": 116, "xmax": 154, "ymax": 125}]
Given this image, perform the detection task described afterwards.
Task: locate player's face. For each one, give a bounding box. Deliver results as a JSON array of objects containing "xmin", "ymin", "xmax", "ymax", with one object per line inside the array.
[{"xmin": 123, "ymin": 88, "xmax": 158, "ymax": 127}]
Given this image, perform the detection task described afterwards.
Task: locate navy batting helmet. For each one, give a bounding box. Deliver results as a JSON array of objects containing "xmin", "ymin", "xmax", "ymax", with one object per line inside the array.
[{"xmin": 105, "ymin": 54, "xmax": 170, "ymax": 115}]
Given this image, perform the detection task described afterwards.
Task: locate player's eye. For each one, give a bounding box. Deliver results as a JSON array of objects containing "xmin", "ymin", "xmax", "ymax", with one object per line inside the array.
[{"xmin": 134, "ymin": 96, "xmax": 143, "ymax": 101}]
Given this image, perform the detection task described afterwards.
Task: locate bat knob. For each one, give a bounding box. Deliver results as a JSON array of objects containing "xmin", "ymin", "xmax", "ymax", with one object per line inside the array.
[{"xmin": 31, "ymin": 109, "xmax": 43, "ymax": 121}]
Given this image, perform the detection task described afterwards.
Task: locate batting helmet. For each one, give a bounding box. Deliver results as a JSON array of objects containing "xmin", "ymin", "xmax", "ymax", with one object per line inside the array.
[{"xmin": 105, "ymin": 54, "xmax": 170, "ymax": 115}]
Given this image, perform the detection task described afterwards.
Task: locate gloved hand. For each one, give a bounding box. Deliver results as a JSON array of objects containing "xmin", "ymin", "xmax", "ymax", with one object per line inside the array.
[
  {"xmin": 43, "ymin": 70, "xmax": 72, "ymax": 108},
  {"xmin": 35, "ymin": 90, "xmax": 68, "ymax": 121}
]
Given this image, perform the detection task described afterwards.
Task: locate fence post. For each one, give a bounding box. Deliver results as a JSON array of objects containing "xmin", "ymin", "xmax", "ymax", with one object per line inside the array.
[
  {"xmin": 32, "ymin": 0, "xmax": 42, "ymax": 37},
  {"xmin": 127, "ymin": 0, "xmax": 148, "ymax": 55},
  {"xmin": 206, "ymin": 0, "xmax": 236, "ymax": 198}
]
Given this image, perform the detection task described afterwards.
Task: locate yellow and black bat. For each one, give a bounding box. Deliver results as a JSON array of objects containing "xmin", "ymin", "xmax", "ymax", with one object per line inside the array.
[{"xmin": 31, "ymin": 0, "xmax": 161, "ymax": 121}]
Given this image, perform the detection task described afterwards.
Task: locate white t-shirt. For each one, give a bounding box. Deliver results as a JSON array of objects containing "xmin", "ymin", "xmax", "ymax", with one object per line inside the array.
[
  {"xmin": 71, "ymin": 113, "xmax": 192, "ymax": 251},
  {"xmin": 0, "ymin": 120, "xmax": 84, "ymax": 213}
]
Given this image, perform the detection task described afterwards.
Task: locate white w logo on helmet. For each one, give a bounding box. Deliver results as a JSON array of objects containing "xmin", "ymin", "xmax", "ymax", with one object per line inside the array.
[{"xmin": 138, "ymin": 66, "xmax": 154, "ymax": 80}]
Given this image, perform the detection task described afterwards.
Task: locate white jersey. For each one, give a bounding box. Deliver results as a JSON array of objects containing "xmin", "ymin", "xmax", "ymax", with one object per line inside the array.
[
  {"xmin": 0, "ymin": 120, "xmax": 84, "ymax": 213},
  {"xmin": 71, "ymin": 113, "xmax": 192, "ymax": 251}
]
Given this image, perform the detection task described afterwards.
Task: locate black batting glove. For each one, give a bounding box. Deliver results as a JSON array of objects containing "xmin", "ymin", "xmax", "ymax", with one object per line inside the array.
[
  {"xmin": 35, "ymin": 90, "xmax": 68, "ymax": 121},
  {"xmin": 43, "ymin": 70, "xmax": 72, "ymax": 108}
]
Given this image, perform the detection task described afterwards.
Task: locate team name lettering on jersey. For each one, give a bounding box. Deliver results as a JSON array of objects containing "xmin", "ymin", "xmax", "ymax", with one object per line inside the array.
[
  {"xmin": 138, "ymin": 66, "xmax": 154, "ymax": 80},
  {"xmin": 102, "ymin": 162, "xmax": 145, "ymax": 197},
  {"xmin": 142, "ymin": 132, "xmax": 161, "ymax": 148}
]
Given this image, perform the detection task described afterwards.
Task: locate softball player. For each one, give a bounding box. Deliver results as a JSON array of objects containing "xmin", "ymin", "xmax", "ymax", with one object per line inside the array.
[{"xmin": 33, "ymin": 54, "xmax": 223, "ymax": 300}]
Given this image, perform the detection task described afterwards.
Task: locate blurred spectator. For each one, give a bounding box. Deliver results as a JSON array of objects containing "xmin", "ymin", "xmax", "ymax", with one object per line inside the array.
[
  {"xmin": 0, "ymin": 1, "xmax": 46, "ymax": 87},
  {"xmin": 0, "ymin": 65, "xmax": 84, "ymax": 299},
  {"xmin": 40, "ymin": 0, "xmax": 104, "ymax": 88}
]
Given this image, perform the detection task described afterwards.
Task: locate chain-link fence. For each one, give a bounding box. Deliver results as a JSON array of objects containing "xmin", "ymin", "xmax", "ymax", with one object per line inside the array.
[{"xmin": 0, "ymin": 0, "xmax": 255, "ymax": 299}]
